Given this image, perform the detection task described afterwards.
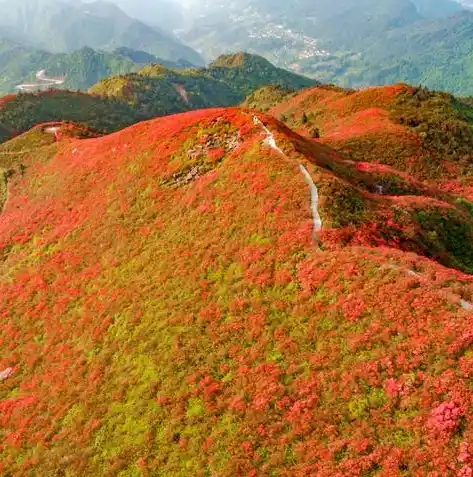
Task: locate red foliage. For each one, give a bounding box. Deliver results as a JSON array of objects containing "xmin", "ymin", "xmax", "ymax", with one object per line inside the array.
[
  {"xmin": 428, "ymin": 402, "xmax": 463, "ymax": 436},
  {"xmin": 208, "ymin": 147, "xmax": 225, "ymax": 162},
  {"xmin": 0, "ymin": 106, "xmax": 472, "ymax": 476}
]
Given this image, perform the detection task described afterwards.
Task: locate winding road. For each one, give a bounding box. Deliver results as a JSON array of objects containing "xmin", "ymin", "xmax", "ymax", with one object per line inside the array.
[{"xmin": 16, "ymin": 70, "xmax": 66, "ymax": 92}]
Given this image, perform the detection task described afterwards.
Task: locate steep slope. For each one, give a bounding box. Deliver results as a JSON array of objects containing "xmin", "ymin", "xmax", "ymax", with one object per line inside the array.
[
  {"xmin": 0, "ymin": 0, "xmax": 204, "ymax": 65},
  {"xmin": 1, "ymin": 108, "xmax": 473, "ymax": 476}
]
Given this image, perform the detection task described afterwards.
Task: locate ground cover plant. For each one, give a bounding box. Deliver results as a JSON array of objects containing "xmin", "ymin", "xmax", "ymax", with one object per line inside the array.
[{"xmin": 1, "ymin": 103, "xmax": 473, "ymax": 475}]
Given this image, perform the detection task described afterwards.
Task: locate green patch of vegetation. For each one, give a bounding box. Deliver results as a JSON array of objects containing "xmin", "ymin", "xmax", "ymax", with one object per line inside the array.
[
  {"xmin": 0, "ymin": 90, "xmax": 141, "ymax": 142},
  {"xmin": 414, "ymin": 207, "xmax": 473, "ymax": 273},
  {"xmin": 389, "ymin": 87, "xmax": 473, "ymax": 175},
  {"xmin": 323, "ymin": 182, "xmax": 367, "ymax": 227},
  {"xmin": 242, "ymin": 86, "xmax": 294, "ymax": 112},
  {"xmin": 348, "ymin": 388, "xmax": 387, "ymax": 420}
]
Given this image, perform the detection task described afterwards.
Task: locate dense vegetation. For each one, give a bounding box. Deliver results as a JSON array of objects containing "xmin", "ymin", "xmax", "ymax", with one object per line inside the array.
[
  {"xmin": 1, "ymin": 99, "xmax": 473, "ymax": 475},
  {"xmin": 0, "ymin": 91, "xmax": 142, "ymax": 142},
  {"xmin": 90, "ymin": 53, "xmax": 316, "ymax": 116},
  {"xmin": 305, "ymin": 11, "xmax": 473, "ymax": 95},
  {"xmin": 90, "ymin": 66, "xmax": 241, "ymax": 116},
  {"xmin": 0, "ymin": 41, "xmax": 199, "ymax": 95},
  {"xmin": 206, "ymin": 53, "xmax": 315, "ymax": 97},
  {"xmin": 248, "ymin": 83, "xmax": 473, "ymax": 180}
]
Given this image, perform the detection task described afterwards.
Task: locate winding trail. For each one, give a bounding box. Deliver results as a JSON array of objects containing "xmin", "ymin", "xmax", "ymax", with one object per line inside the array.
[
  {"xmin": 252, "ymin": 114, "xmax": 322, "ymax": 239},
  {"xmin": 251, "ymin": 114, "xmax": 473, "ymax": 313},
  {"xmin": 253, "ymin": 116, "xmax": 283, "ymax": 154},
  {"xmin": 16, "ymin": 69, "xmax": 66, "ymax": 92},
  {"xmin": 299, "ymin": 164, "xmax": 323, "ymax": 237},
  {"xmin": 383, "ymin": 263, "xmax": 473, "ymax": 313}
]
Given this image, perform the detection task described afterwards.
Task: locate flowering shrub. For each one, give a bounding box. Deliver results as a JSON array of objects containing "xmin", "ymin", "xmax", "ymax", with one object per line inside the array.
[
  {"xmin": 428, "ymin": 402, "xmax": 463, "ymax": 436},
  {"xmin": 0, "ymin": 106, "xmax": 473, "ymax": 477}
]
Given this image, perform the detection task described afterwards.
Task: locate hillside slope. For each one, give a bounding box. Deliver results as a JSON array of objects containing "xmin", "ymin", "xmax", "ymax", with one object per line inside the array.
[
  {"xmin": 0, "ymin": 53, "xmax": 315, "ymax": 144},
  {"xmin": 325, "ymin": 10, "xmax": 473, "ymax": 95},
  {"xmin": 245, "ymin": 83, "xmax": 473, "ymax": 197},
  {"xmin": 90, "ymin": 52, "xmax": 316, "ymax": 115},
  {"xmin": 0, "ymin": 91, "xmax": 142, "ymax": 143},
  {"xmin": 1, "ymin": 107, "xmax": 473, "ymax": 475}
]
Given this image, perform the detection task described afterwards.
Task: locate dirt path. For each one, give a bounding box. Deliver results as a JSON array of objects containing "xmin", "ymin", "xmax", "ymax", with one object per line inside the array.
[
  {"xmin": 253, "ymin": 115, "xmax": 323, "ymax": 239},
  {"xmin": 298, "ymin": 164, "xmax": 322, "ymax": 237}
]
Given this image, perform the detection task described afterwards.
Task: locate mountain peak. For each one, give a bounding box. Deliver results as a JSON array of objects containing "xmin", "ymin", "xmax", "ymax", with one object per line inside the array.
[
  {"xmin": 137, "ymin": 63, "xmax": 174, "ymax": 77},
  {"xmin": 209, "ymin": 52, "xmax": 273, "ymax": 69}
]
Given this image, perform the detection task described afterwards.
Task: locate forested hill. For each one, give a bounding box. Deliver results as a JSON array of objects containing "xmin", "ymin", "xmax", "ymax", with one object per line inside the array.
[{"xmin": 0, "ymin": 42, "xmax": 201, "ymax": 95}]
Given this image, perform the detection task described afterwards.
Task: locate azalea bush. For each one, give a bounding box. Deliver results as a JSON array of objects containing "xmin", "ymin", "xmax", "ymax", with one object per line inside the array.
[{"xmin": 0, "ymin": 107, "xmax": 473, "ymax": 476}]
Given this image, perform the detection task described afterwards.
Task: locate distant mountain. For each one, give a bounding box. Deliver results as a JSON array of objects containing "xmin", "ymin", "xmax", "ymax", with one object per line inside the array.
[
  {"xmin": 0, "ymin": 0, "xmax": 204, "ymax": 65},
  {"xmin": 0, "ymin": 42, "xmax": 136, "ymax": 93},
  {"xmin": 0, "ymin": 41, "xmax": 198, "ymax": 95},
  {"xmin": 114, "ymin": 46, "xmax": 195, "ymax": 69},
  {"xmin": 182, "ymin": 0, "xmax": 425, "ymax": 58},
  {"xmin": 106, "ymin": 0, "xmax": 185, "ymax": 31},
  {"xmin": 333, "ymin": 10, "xmax": 473, "ymax": 95}
]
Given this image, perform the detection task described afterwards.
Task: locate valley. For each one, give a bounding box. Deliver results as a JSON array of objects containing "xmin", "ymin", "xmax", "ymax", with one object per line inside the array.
[{"xmin": 181, "ymin": 0, "xmax": 473, "ymax": 95}]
